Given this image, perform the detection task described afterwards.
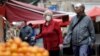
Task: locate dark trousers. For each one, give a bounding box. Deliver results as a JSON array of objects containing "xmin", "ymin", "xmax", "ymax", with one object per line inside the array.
[
  {"xmin": 49, "ymin": 50, "xmax": 60, "ymax": 56},
  {"xmin": 73, "ymin": 45, "xmax": 91, "ymax": 56}
]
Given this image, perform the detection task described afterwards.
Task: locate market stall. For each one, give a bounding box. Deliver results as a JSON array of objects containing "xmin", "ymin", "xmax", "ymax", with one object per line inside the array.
[{"xmin": 87, "ymin": 6, "xmax": 100, "ymax": 34}]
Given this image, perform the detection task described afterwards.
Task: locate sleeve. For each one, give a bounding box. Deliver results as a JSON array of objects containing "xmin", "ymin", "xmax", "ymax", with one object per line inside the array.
[
  {"xmin": 27, "ymin": 27, "xmax": 33, "ymax": 38},
  {"xmin": 35, "ymin": 25, "xmax": 45, "ymax": 39},
  {"xmin": 54, "ymin": 22, "xmax": 63, "ymax": 44},
  {"xmin": 35, "ymin": 34, "xmax": 43, "ymax": 39},
  {"xmin": 88, "ymin": 17, "xmax": 96, "ymax": 44},
  {"xmin": 67, "ymin": 17, "xmax": 75, "ymax": 34}
]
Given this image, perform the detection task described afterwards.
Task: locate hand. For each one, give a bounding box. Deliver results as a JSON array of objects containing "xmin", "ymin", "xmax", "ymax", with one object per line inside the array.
[
  {"xmin": 91, "ymin": 43, "xmax": 95, "ymax": 48},
  {"xmin": 63, "ymin": 43, "xmax": 70, "ymax": 48},
  {"xmin": 59, "ymin": 44, "xmax": 63, "ymax": 49},
  {"xmin": 32, "ymin": 36, "xmax": 35, "ymax": 40},
  {"xmin": 25, "ymin": 37, "xmax": 28, "ymax": 40}
]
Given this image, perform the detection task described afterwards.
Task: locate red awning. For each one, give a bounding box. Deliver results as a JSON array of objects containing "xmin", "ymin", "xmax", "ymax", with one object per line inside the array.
[
  {"xmin": 0, "ymin": 5, "xmax": 6, "ymax": 16},
  {"xmin": 4, "ymin": 0, "xmax": 67, "ymax": 22},
  {"xmin": 87, "ymin": 7, "xmax": 100, "ymax": 17}
]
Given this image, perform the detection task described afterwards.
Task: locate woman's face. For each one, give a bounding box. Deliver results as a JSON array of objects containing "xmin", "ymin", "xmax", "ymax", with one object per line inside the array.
[{"xmin": 45, "ymin": 15, "xmax": 52, "ymax": 22}]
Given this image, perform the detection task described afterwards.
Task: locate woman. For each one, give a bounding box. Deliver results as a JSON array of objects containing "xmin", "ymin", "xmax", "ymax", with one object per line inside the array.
[{"xmin": 35, "ymin": 10, "xmax": 63, "ymax": 56}]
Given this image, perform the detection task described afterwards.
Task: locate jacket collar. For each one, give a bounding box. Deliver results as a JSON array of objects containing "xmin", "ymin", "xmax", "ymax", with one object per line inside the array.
[{"xmin": 44, "ymin": 20, "xmax": 53, "ymax": 26}]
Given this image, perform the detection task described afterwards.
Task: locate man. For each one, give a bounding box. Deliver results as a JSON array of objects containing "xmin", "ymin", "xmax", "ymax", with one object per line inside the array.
[
  {"xmin": 28, "ymin": 23, "xmax": 36, "ymax": 46},
  {"xmin": 19, "ymin": 21, "xmax": 33, "ymax": 44},
  {"xmin": 64, "ymin": 3, "xmax": 95, "ymax": 56}
]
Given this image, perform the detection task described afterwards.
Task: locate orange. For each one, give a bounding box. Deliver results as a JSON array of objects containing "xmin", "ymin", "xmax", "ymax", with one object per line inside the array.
[
  {"xmin": 36, "ymin": 53, "xmax": 42, "ymax": 56},
  {"xmin": 28, "ymin": 46, "xmax": 33, "ymax": 52},
  {"xmin": 11, "ymin": 52, "xmax": 18, "ymax": 56},
  {"xmin": 4, "ymin": 51, "xmax": 11, "ymax": 56},
  {"xmin": 0, "ymin": 43, "xmax": 6, "ymax": 52},
  {"xmin": 38, "ymin": 48, "xmax": 45, "ymax": 53},
  {"xmin": 20, "ymin": 42, "xmax": 29, "ymax": 47},
  {"xmin": 13, "ymin": 37, "xmax": 22, "ymax": 46},
  {"xmin": 5, "ymin": 42, "xmax": 11, "ymax": 47},
  {"xmin": 0, "ymin": 43, "xmax": 5, "ymax": 47},
  {"xmin": 25, "ymin": 52, "xmax": 31, "ymax": 56},
  {"xmin": 43, "ymin": 50, "xmax": 49, "ymax": 56},
  {"xmin": 0, "ymin": 51, "xmax": 4, "ymax": 56},
  {"xmin": 18, "ymin": 53, "xmax": 24, "ymax": 56},
  {"xmin": 30, "ymin": 46, "xmax": 39, "ymax": 53},
  {"xmin": 7, "ymin": 39, "xmax": 13, "ymax": 44},
  {"xmin": 21, "ymin": 46, "xmax": 28, "ymax": 53},
  {"xmin": 10, "ymin": 43, "xmax": 17, "ymax": 52},
  {"xmin": 6, "ymin": 47, "xmax": 10, "ymax": 51},
  {"xmin": 30, "ymin": 54, "xmax": 35, "ymax": 56},
  {"xmin": 17, "ymin": 48, "xmax": 23, "ymax": 53},
  {"xmin": 0, "ymin": 37, "xmax": 49, "ymax": 56}
]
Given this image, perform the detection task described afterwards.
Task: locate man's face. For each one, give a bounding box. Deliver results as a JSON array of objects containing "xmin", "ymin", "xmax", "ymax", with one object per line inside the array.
[{"xmin": 74, "ymin": 7, "xmax": 82, "ymax": 14}]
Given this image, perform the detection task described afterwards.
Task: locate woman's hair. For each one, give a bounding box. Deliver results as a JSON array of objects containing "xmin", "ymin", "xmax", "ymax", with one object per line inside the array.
[{"xmin": 43, "ymin": 10, "xmax": 53, "ymax": 18}]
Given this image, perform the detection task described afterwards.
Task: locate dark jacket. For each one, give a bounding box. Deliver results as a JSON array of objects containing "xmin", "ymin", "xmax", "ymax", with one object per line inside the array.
[
  {"xmin": 64, "ymin": 16, "xmax": 95, "ymax": 46},
  {"xmin": 19, "ymin": 26, "xmax": 33, "ymax": 42}
]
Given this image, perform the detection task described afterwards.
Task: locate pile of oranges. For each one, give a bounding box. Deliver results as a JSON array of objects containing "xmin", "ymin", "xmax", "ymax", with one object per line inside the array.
[{"xmin": 0, "ymin": 37, "xmax": 49, "ymax": 56}]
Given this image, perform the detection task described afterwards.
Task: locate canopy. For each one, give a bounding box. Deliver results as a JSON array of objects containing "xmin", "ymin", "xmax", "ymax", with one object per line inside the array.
[
  {"xmin": 0, "ymin": 5, "xmax": 6, "ymax": 16},
  {"xmin": 0, "ymin": 0, "xmax": 67, "ymax": 22},
  {"xmin": 87, "ymin": 6, "xmax": 100, "ymax": 17}
]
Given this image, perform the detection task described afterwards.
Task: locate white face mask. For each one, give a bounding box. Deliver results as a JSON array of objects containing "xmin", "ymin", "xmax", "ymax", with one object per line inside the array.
[{"xmin": 45, "ymin": 16, "xmax": 51, "ymax": 22}]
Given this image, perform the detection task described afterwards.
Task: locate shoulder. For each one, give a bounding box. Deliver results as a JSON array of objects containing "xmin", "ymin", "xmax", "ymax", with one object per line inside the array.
[
  {"xmin": 50, "ymin": 20, "xmax": 60, "ymax": 27},
  {"xmin": 50, "ymin": 20, "xmax": 57, "ymax": 25},
  {"xmin": 26, "ymin": 26, "xmax": 32, "ymax": 29},
  {"xmin": 84, "ymin": 16, "xmax": 92, "ymax": 21},
  {"xmin": 70, "ymin": 15, "xmax": 77, "ymax": 23},
  {"xmin": 72, "ymin": 16, "xmax": 77, "ymax": 19},
  {"xmin": 53, "ymin": 21, "xmax": 60, "ymax": 26},
  {"xmin": 71, "ymin": 15, "xmax": 77, "ymax": 21}
]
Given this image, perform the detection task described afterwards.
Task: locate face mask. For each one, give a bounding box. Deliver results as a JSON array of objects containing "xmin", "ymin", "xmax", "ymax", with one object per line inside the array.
[{"xmin": 45, "ymin": 16, "xmax": 51, "ymax": 22}]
